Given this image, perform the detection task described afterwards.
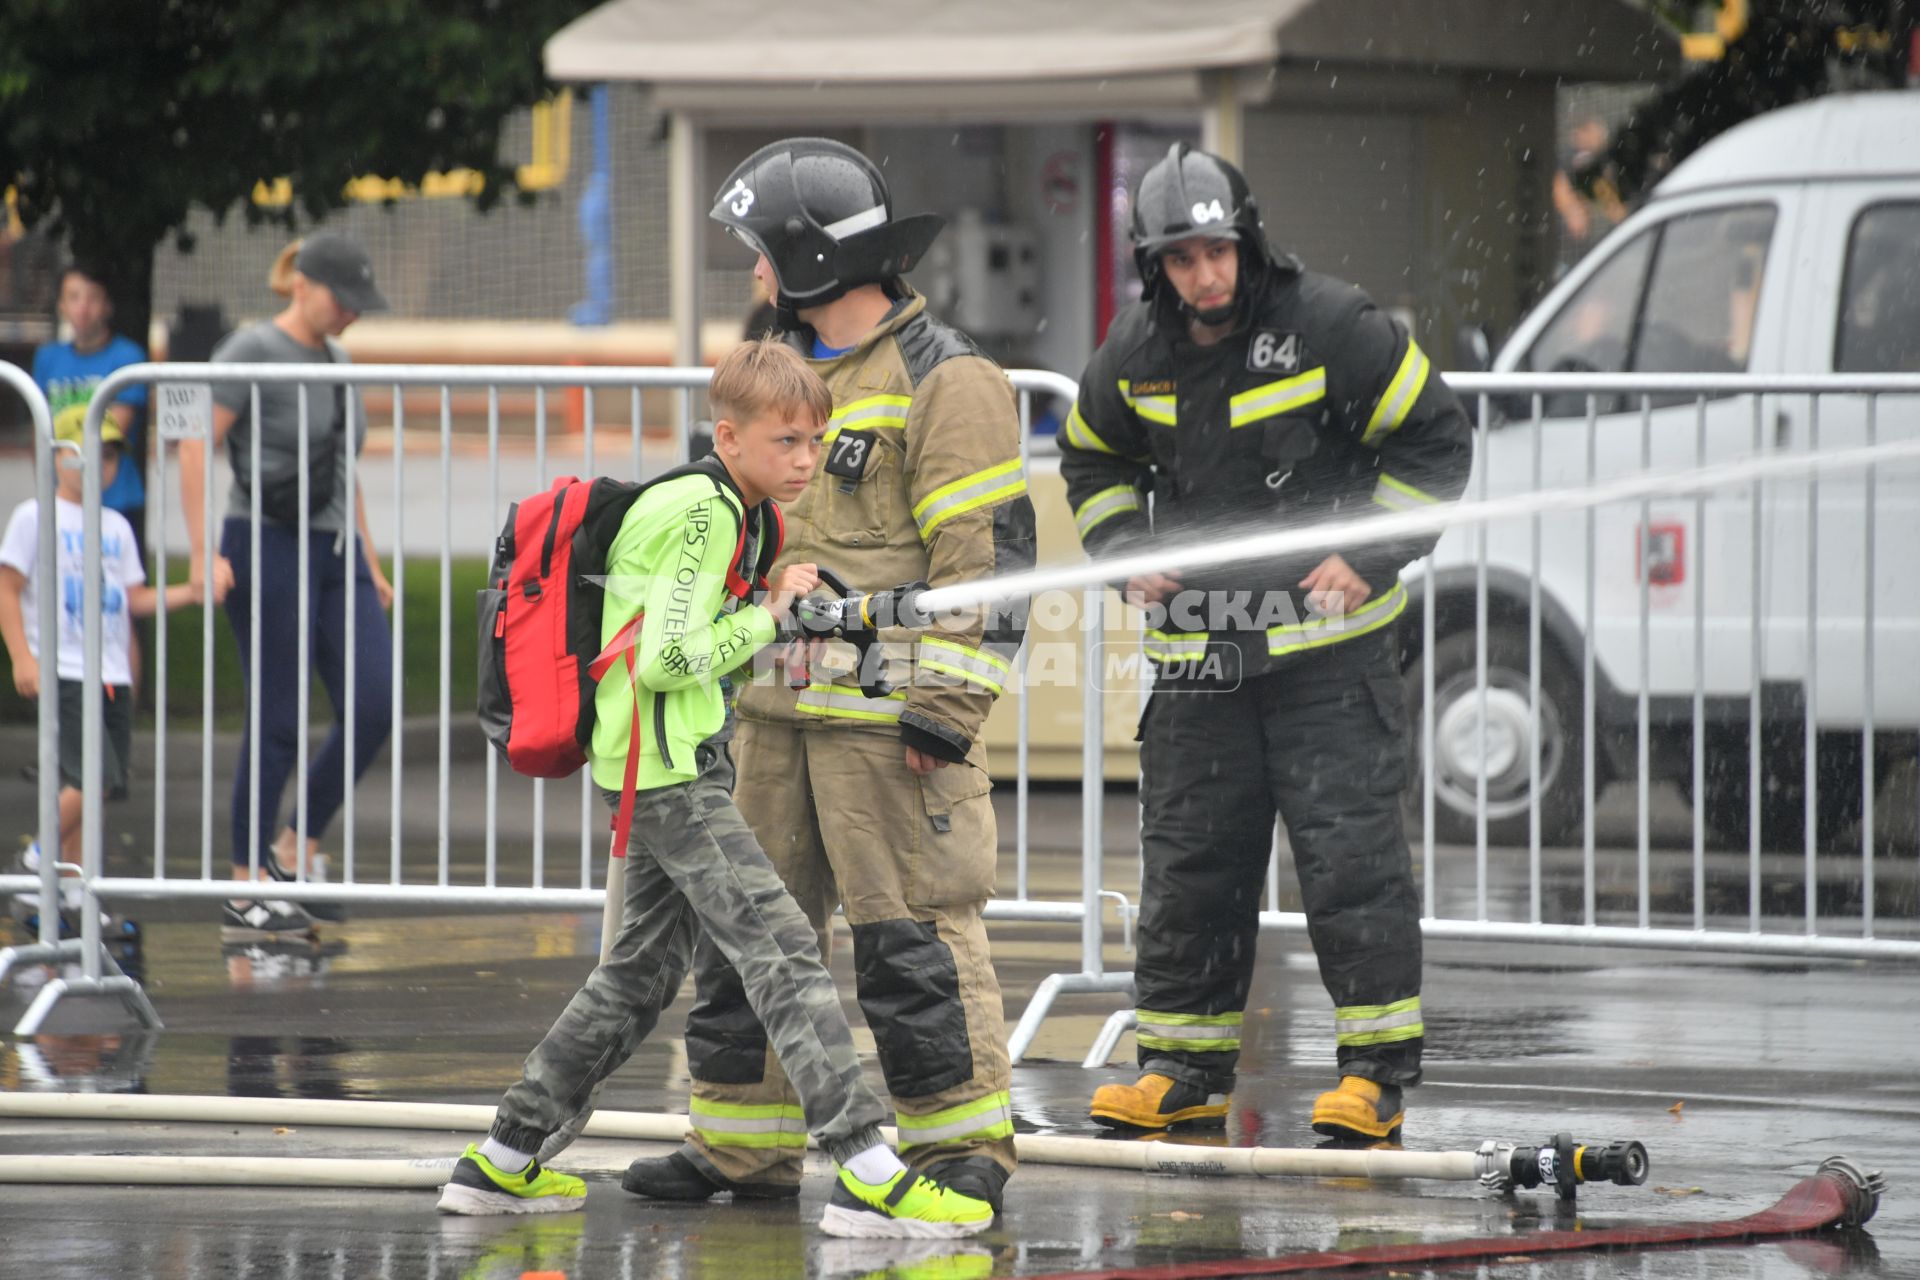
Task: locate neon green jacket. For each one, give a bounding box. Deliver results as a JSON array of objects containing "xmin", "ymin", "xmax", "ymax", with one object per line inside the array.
[{"xmin": 590, "ymin": 469, "xmax": 776, "ymax": 793}]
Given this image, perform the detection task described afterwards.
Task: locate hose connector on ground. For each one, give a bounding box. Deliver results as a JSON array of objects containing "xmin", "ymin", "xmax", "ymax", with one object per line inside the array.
[{"xmin": 1815, "ymin": 1155, "xmax": 1886, "ymax": 1227}]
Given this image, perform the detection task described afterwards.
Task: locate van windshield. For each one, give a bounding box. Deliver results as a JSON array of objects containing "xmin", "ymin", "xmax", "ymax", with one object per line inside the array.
[
  {"xmin": 1523, "ymin": 230, "xmax": 1653, "ymax": 379},
  {"xmin": 1522, "ymin": 203, "xmax": 1776, "ymax": 415}
]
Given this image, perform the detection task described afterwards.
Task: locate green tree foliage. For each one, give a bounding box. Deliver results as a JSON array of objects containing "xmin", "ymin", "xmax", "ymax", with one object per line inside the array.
[
  {"xmin": 1583, "ymin": 1, "xmax": 1917, "ymax": 205},
  {"xmin": 0, "ymin": 0, "xmax": 596, "ymax": 343}
]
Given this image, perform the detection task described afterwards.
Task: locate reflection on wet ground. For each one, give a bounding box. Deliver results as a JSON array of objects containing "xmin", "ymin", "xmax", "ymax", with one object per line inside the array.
[
  {"xmin": 4, "ymin": 1029, "xmax": 156, "ymax": 1093},
  {"xmin": 4, "ymin": 895, "xmax": 1915, "ymax": 1280},
  {"xmin": 0, "ymin": 1157, "xmax": 1900, "ymax": 1279},
  {"xmin": 3, "ymin": 776, "xmax": 1917, "ymax": 1278}
]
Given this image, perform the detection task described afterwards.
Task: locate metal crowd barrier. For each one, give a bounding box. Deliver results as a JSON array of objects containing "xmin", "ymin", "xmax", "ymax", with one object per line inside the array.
[
  {"xmin": 7, "ymin": 366, "xmax": 1919, "ymax": 1053},
  {"xmin": 0, "ymin": 362, "xmax": 1102, "ymax": 1035},
  {"xmin": 1403, "ymin": 372, "xmax": 1920, "ymax": 962},
  {"xmin": 0, "ymin": 363, "xmax": 162, "ymax": 1031}
]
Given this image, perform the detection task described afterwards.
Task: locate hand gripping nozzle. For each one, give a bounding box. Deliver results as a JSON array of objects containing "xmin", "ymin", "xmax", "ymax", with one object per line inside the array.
[{"xmin": 786, "ymin": 566, "xmax": 931, "ymax": 701}]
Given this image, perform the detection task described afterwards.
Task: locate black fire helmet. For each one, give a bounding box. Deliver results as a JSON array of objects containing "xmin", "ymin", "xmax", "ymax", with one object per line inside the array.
[
  {"xmin": 710, "ymin": 138, "xmax": 946, "ymax": 313},
  {"xmin": 1130, "ymin": 142, "xmax": 1276, "ymax": 320}
]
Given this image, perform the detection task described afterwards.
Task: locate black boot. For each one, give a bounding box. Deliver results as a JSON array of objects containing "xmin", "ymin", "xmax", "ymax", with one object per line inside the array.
[{"xmin": 621, "ymin": 1150, "xmax": 798, "ymax": 1201}]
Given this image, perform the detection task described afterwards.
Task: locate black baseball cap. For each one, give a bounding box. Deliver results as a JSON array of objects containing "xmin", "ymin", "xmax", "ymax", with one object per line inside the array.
[{"xmin": 295, "ymin": 232, "xmax": 389, "ymax": 314}]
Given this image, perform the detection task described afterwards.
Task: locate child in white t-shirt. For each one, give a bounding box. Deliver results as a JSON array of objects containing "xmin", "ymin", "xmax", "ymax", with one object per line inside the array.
[{"xmin": 0, "ymin": 417, "xmax": 222, "ymax": 878}]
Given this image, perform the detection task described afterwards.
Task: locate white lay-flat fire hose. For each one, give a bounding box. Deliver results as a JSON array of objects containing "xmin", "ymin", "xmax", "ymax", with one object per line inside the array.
[{"xmin": 0, "ymin": 1092, "xmax": 1633, "ymax": 1194}]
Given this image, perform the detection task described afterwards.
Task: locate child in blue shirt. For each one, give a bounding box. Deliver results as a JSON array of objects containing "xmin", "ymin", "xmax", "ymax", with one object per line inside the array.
[{"xmin": 32, "ymin": 264, "xmax": 150, "ymax": 561}]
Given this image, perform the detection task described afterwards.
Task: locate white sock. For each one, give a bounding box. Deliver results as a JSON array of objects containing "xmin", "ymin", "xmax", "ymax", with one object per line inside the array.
[
  {"xmin": 842, "ymin": 1144, "xmax": 907, "ymax": 1185},
  {"xmin": 478, "ymin": 1136, "xmax": 534, "ymax": 1172}
]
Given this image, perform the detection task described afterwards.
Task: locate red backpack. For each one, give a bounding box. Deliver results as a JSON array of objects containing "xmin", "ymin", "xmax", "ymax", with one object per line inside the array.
[{"xmin": 477, "ymin": 456, "xmax": 782, "ymax": 849}]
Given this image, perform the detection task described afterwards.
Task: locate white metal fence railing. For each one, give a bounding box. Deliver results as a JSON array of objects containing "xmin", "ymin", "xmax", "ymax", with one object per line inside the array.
[
  {"xmin": 4, "ymin": 366, "xmax": 1917, "ymax": 1048},
  {"xmin": 0, "ymin": 362, "xmax": 1101, "ymax": 1035},
  {"xmin": 1024, "ymin": 373, "xmax": 1920, "ymax": 1065},
  {"xmin": 1409, "ymin": 372, "xmax": 1920, "ymax": 964},
  {"xmin": 0, "ymin": 361, "xmax": 161, "ymax": 1031}
]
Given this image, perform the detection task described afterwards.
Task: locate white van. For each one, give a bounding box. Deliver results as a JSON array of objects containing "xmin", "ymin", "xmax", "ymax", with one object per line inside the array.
[{"xmin": 1416, "ymin": 92, "xmax": 1920, "ymax": 849}]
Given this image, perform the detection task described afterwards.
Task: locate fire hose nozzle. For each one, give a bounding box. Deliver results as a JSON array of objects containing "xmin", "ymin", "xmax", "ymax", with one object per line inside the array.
[
  {"xmin": 1581, "ymin": 1139, "xmax": 1651, "ymax": 1188},
  {"xmin": 789, "ymin": 569, "xmax": 933, "ymax": 700},
  {"xmin": 827, "ymin": 578, "xmax": 933, "ymax": 634},
  {"xmin": 797, "ymin": 569, "xmax": 932, "ymax": 637},
  {"xmin": 1491, "ymin": 1134, "xmax": 1652, "ymax": 1200}
]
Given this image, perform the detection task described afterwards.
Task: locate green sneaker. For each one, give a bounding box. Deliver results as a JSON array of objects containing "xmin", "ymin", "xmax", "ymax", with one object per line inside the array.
[
  {"xmin": 819, "ymin": 1166, "xmax": 994, "ymax": 1239},
  {"xmin": 435, "ymin": 1143, "xmax": 587, "ymax": 1216}
]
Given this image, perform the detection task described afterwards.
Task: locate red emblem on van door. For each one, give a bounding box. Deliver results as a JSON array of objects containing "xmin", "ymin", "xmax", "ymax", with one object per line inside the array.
[{"xmin": 1637, "ymin": 522, "xmax": 1686, "ymax": 586}]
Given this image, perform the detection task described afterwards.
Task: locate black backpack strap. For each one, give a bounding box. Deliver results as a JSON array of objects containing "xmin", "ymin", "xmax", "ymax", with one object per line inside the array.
[
  {"xmin": 754, "ymin": 499, "xmax": 785, "ymax": 586},
  {"xmin": 645, "ymin": 453, "xmax": 740, "ymax": 505}
]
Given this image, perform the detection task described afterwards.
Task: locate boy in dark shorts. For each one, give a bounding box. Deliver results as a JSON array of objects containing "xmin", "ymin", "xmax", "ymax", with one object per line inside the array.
[{"xmin": 0, "ymin": 417, "xmax": 216, "ymax": 926}]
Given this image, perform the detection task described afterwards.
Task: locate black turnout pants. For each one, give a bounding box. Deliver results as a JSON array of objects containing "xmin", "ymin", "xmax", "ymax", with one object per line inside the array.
[{"xmin": 1133, "ymin": 630, "xmax": 1424, "ymax": 1094}]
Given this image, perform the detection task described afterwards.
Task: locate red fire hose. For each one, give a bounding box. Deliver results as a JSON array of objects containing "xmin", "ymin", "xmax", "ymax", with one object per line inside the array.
[{"xmin": 1021, "ymin": 1157, "xmax": 1884, "ymax": 1280}]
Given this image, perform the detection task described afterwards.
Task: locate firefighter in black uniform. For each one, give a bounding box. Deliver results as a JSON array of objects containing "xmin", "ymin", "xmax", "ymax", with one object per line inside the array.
[{"xmin": 1063, "ymin": 144, "xmax": 1471, "ymax": 1141}]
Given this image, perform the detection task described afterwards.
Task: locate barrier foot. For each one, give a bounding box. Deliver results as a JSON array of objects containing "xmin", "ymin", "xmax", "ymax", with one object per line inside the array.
[
  {"xmin": 0, "ymin": 937, "xmax": 89, "ymax": 987},
  {"xmin": 1082, "ymin": 1009, "xmax": 1138, "ymax": 1069},
  {"xmin": 13, "ymin": 970, "xmax": 162, "ymax": 1036},
  {"xmin": 13, "ymin": 976, "xmax": 69, "ymax": 1035},
  {"xmin": 1006, "ymin": 970, "xmax": 1135, "ymax": 1066}
]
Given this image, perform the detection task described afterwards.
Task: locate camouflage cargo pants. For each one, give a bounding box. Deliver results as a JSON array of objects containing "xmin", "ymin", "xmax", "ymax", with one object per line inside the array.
[{"xmin": 488, "ymin": 738, "xmax": 889, "ymax": 1165}]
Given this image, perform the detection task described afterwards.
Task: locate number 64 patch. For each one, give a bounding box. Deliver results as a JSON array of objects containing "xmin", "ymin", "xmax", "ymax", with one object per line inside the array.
[{"xmin": 1247, "ymin": 329, "xmax": 1303, "ymax": 374}]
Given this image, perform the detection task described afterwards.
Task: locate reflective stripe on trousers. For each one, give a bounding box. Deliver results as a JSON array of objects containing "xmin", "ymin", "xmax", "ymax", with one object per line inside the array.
[
  {"xmin": 689, "ymin": 1097, "xmax": 808, "ymax": 1149},
  {"xmin": 895, "ymin": 1090, "xmax": 1014, "ymax": 1149},
  {"xmin": 1136, "ymin": 1008, "xmax": 1243, "ymax": 1054},
  {"xmin": 1334, "ymin": 996, "xmax": 1424, "ymax": 1047}
]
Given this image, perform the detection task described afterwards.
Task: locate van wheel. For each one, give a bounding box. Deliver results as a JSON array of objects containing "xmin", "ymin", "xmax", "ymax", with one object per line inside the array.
[
  {"xmin": 1404, "ymin": 625, "xmax": 1585, "ymax": 847},
  {"xmin": 1693, "ymin": 727, "xmax": 1865, "ymax": 851}
]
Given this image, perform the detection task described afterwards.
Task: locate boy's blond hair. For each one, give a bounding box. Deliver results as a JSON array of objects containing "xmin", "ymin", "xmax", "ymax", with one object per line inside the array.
[{"xmin": 709, "ymin": 337, "xmax": 833, "ymax": 431}]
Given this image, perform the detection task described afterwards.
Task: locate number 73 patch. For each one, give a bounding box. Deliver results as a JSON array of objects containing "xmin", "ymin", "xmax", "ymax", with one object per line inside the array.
[
  {"xmin": 825, "ymin": 429, "xmax": 877, "ymax": 481},
  {"xmin": 1247, "ymin": 329, "xmax": 1304, "ymax": 374}
]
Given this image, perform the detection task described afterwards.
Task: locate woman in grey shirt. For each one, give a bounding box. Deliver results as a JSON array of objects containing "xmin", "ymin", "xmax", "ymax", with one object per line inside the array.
[{"xmin": 179, "ymin": 233, "xmax": 393, "ymax": 939}]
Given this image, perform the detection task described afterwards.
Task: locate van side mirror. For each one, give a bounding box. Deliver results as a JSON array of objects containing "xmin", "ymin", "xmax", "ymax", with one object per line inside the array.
[{"xmin": 1454, "ymin": 322, "xmax": 1493, "ymax": 372}]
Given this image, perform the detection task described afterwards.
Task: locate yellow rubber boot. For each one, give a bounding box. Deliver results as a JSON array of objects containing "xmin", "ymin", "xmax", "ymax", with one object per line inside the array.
[
  {"xmin": 1089, "ymin": 1073, "xmax": 1229, "ymax": 1130},
  {"xmin": 1310, "ymin": 1075, "xmax": 1405, "ymax": 1143}
]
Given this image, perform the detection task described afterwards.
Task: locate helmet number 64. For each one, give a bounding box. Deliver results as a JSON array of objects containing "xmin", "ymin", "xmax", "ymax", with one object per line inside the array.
[{"xmin": 1190, "ymin": 198, "xmax": 1225, "ymax": 224}]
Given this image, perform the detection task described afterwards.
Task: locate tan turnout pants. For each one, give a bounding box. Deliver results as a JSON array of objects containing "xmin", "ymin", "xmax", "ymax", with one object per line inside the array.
[{"xmin": 680, "ymin": 716, "xmax": 1016, "ymax": 1186}]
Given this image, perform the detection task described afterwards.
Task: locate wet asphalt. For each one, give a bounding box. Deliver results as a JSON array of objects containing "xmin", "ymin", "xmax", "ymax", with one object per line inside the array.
[{"xmin": 2, "ymin": 761, "xmax": 1917, "ymax": 1278}]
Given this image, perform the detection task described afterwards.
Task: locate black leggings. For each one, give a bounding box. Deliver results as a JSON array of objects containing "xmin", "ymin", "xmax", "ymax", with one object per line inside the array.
[{"xmin": 221, "ymin": 518, "xmax": 391, "ymax": 866}]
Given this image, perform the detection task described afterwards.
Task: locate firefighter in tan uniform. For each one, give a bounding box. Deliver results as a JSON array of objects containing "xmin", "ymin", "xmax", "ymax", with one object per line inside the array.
[{"xmin": 623, "ymin": 139, "xmax": 1034, "ymax": 1214}]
